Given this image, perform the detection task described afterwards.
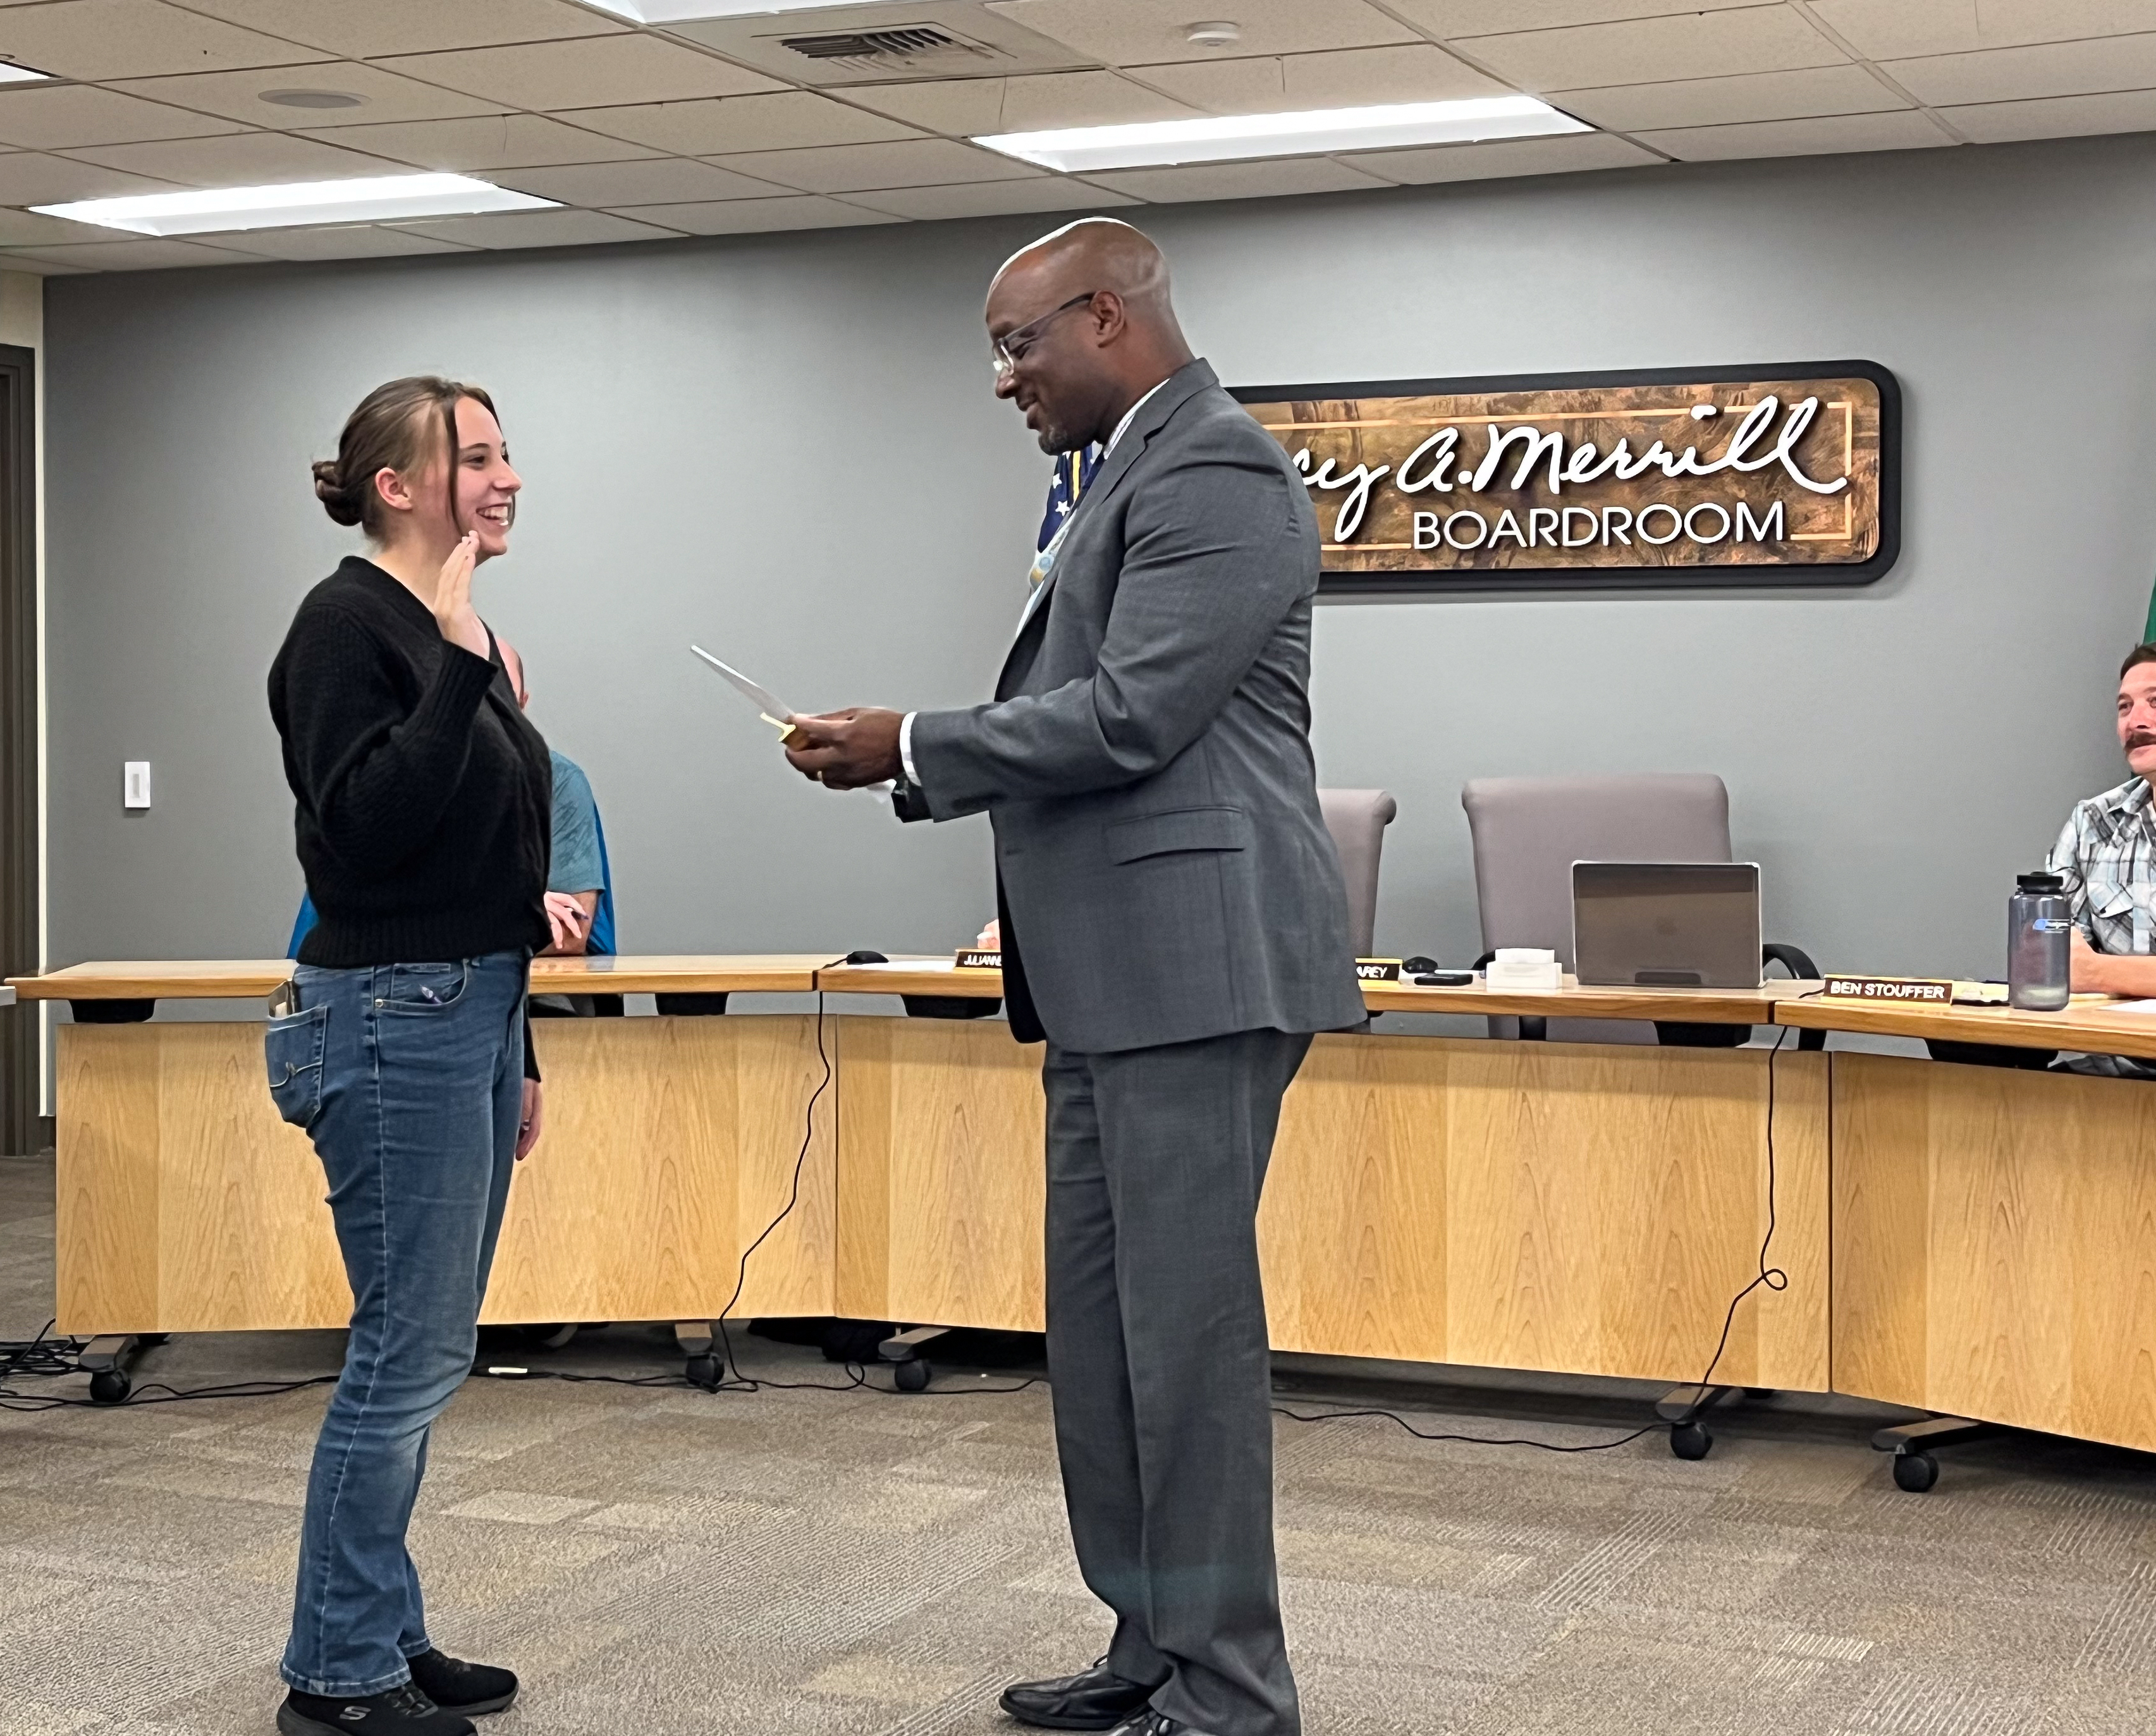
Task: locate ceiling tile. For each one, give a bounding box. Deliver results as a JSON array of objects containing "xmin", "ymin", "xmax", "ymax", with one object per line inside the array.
[
  {"xmin": 1883, "ymin": 34, "xmax": 2156, "ymax": 106},
  {"xmin": 376, "ymin": 36, "xmax": 786, "ymax": 111},
  {"xmin": 1136, "ymin": 44, "xmax": 1508, "ymax": 114},
  {"xmin": 984, "ymin": 0, "xmax": 1417, "ymax": 66},
  {"xmin": 1082, "ymin": 157, "xmax": 1395, "ymax": 202},
  {"xmin": 1462, "ymin": 9, "xmax": 1847, "ymax": 92},
  {"xmin": 1553, "ymin": 64, "xmax": 1909, "ymax": 131},
  {"xmin": 173, "ymin": 0, "xmax": 625, "ymax": 58},
  {"xmin": 0, "ymin": 0, "xmax": 334, "ymax": 81},
  {"xmin": 63, "ymin": 130, "xmax": 410, "ymax": 186},
  {"xmin": 1633, "ymin": 109, "xmax": 1954, "ymax": 161},
  {"xmin": 562, "ymin": 92, "xmax": 921, "ymax": 156},
  {"xmin": 0, "ymin": 84, "xmax": 246, "ymax": 150},
  {"xmin": 707, "ymin": 137, "xmax": 1041, "ymax": 194},
  {"xmin": 291, "ymin": 114, "xmax": 659, "ymax": 171},
  {"xmin": 0, "ymin": 151, "xmax": 180, "ymax": 203},
  {"xmin": 1939, "ymin": 87, "xmax": 2156, "ymax": 142},
  {"xmin": 1808, "ymin": 0, "xmax": 2156, "ymax": 63},
  {"xmin": 495, "ymin": 157, "xmax": 787, "ymax": 205},
  {"xmin": 109, "ymin": 62, "xmax": 510, "ymax": 128},
  {"xmin": 601, "ymin": 195, "xmax": 897, "ymax": 235},
  {"xmin": 5, "ymin": 235, "xmax": 273, "ymax": 269},
  {"xmin": 221, "ymin": 221, "xmax": 481, "ymax": 259},
  {"xmin": 1344, "ymin": 131, "xmax": 1662, "ymax": 182},
  {"xmin": 837, "ymin": 72, "xmax": 1191, "ymax": 136},
  {"xmin": 0, "ymin": 205, "xmax": 133, "ymax": 245},
  {"xmin": 840, "ymin": 176, "xmax": 1139, "ymax": 219},
  {"xmin": 1392, "ymin": 1, "xmax": 1772, "ymax": 31},
  {"xmin": 0, "ymin": 254, "xmax": 92, "ymax": 274},
  {"xmin": 384, "ymin": 208, "xmax": 684, "ymax": 248}
]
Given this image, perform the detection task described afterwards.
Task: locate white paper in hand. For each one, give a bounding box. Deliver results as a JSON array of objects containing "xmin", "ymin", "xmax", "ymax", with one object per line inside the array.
[
  {"xmin": 690, "ymin": 645, "xmax": 794, "ymax": 731},
  {"xmin": 689, "ymin": 644, "xmax": 895, "ymax": 797}
]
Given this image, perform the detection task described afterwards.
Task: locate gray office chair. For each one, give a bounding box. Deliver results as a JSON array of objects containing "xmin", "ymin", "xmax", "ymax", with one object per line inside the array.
[
  {"xmin": 1320, "ymin": 788, "xmax": 1397, "ymax": 956},
  {"xmin": 1461, "ymin": 774, "xmax": 1819, "ymax": 1046}
]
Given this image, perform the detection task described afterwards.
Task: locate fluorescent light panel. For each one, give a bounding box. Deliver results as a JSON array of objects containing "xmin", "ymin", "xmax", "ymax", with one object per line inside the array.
[
  {"xmin": 582, "ymin": 0, "xmax": 914, "ymax": 18},
  {"xmin": 33, "ymin": 173, "xmax": 556, "ymax": 236},
  {"xmin": 976, "ymin": 95, "xmax": 1589, "ymax": 173},
  {"xmin": 0, "ymin": 64, "xmax": 49, "ymax": 84}
]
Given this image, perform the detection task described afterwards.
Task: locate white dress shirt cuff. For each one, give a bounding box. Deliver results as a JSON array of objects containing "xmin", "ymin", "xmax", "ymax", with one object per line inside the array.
[{"xmin": 899, "ymin": 711, "xmax": 919, "ymax": 786}]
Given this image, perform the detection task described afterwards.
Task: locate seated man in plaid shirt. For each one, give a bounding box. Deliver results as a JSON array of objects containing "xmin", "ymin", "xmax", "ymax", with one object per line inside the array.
[{"xmin": 2047, "ymin": 642, "xmax": 2156, "ymax": 1074}]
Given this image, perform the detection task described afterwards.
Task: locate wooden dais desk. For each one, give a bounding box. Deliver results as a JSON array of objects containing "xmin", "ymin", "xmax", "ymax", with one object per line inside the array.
[{"xmin": 11, "ymin": 958, "xmax": 1827, "ymax": 1442}]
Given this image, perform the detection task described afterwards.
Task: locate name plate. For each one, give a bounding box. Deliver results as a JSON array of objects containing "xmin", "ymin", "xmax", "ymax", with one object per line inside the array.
[
  {"xmin": 1822, "ymin": 975, "xmax": 1953, "ymax": 1005},
  {"xmin": 1354, "ymin": 958, "xmax": 1402, "ymax": 982},
  {"xmin": 953, "ymin": 949, "xmax": 1001, "ymax": 970}
]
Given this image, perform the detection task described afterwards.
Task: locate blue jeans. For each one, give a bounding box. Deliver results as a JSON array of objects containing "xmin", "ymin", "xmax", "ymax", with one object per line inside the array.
[{"xmin": 268, "ymin": 951, "xmax": 527, "ymax": 1697}]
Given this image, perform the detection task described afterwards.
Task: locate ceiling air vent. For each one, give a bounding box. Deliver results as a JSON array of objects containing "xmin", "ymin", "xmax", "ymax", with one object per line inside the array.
[{"xmin": 776, "ymin": 24, "xmax": 993, "ymax": 74}]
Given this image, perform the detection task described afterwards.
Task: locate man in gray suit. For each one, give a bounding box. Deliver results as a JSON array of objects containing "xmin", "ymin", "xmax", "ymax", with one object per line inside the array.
[{"xmin": 781, "ymin": 217, "xmax": 1361, "ymax": 1736}]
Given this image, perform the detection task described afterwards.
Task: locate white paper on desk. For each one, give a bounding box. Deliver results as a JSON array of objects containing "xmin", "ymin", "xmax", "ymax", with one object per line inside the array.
[
  {"xmin": 2103, "ymin": 998, "xmax": 2156, "ymax": 1013},
  {"xmin": 844, "ymin": 958, "xmax": 957, "ymax": 972}
]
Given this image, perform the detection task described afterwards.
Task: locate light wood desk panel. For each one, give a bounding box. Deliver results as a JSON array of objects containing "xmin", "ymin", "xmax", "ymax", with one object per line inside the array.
[
  {"xmin": 54, "ymin": 1015, "xmax": 835, "ymax": 1335},
  {"xmin": 833, "ymin": 1021, "xmax": 1828, "ymax": 1390},
  {"xmin": 836, "ymin": 1017, "xmax": 1048, "ymax": 1332},
  {"xmin": 1832, "ymin": 1051, "xmax": 2156, "ymax": 1452},
  {"xmin": 1266, "ymin": 1037, "xmax": 1828, "ymax": 1388},
  {"xmin": 489, "ymin": 1016, "xmax": 835, "ymax": 1324}
]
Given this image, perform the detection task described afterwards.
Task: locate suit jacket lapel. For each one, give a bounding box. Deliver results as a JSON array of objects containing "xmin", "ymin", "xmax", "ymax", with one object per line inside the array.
[{"xmin": 993, "ymin": 358, "xmax": 1220, "ymax": 696}]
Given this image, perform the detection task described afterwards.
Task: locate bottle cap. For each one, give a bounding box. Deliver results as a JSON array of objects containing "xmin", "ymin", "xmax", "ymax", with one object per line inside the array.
[{"xmin": 2016, "ymin": 872, "xmax": 2065, "ymax": 893}]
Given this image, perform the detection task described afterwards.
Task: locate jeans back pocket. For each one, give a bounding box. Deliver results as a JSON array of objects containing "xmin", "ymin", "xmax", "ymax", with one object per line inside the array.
[{"xmin": 266, "ymin": 1003, "xmax": 329, "ymax": 1130}]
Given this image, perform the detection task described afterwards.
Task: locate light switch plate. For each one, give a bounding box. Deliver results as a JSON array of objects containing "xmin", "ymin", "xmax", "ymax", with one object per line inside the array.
[{"xmin": 123, "ymin": 761, "xmax": 150, "ymax": 809}]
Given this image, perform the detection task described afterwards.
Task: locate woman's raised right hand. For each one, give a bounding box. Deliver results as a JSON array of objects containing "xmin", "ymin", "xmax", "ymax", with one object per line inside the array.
[{"xmin": 434, "ymin": 531, "xmax": 489, "ymax": 658}]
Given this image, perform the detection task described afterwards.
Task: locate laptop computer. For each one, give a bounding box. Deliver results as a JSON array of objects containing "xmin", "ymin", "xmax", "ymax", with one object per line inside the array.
[{"xmin": 1571, "ymin": 862, "xmax": 1762, "ymax": 989}]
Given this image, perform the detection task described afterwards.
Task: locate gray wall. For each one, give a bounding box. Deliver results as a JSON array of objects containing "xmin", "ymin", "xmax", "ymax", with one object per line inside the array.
[{"xmin": 44, "ymin": 135, "xmax": 2156, "ymax": 982}]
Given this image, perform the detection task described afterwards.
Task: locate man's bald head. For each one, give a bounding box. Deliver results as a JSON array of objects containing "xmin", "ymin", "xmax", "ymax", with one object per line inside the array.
[
  {"xmin": 993, "ymin": 217, "xmax": 1172, "ymax": 319},
  {"xmin": 986, "ymin": 217, "xmax": 1194, "ymax": 455}
]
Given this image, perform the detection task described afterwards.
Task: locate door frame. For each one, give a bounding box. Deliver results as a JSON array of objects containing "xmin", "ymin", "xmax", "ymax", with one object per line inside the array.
[{"xmin": 0, "ymin": 341, "xmax": 39, "ymax": 1154}]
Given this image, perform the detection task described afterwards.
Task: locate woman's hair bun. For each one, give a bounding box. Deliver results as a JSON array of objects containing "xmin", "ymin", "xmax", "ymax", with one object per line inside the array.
[{"xmin": 311, "ymin": 457, "xmax": 364, "ymax": 527}]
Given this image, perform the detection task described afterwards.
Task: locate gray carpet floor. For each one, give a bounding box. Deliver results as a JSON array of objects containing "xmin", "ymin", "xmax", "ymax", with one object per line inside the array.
[{"xmin": 5, "ymin": 1152, "xmax": 2156, "ymax": 1735}]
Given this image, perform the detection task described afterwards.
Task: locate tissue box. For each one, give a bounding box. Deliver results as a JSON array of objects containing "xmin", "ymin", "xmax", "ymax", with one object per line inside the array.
[{"xmin": 1486, "ymin": 948, "xmax": 1562, "ymax": 991}]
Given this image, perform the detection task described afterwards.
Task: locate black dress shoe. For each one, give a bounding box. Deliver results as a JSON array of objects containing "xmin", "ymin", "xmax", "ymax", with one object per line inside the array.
[
  {"xmin": 1000, "ymin": 1663, "xmax": 1158, "ymax": 1730},
  {"xmin": 1109, "ymin": 1715, "xmax": 1221, "ymax": 1736},
  {"xmin": 277, "ymin": 1684, "xmax": 474, "ymax": 1736},
  {"xmin": 406, "ymin": 1649, "xmax": 518, "ymax": 1716}
]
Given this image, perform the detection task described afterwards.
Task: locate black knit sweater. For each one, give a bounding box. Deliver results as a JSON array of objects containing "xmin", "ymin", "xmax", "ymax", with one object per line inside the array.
[{"xmin": 269, "ymin": 556, "xmax": 551, "ymax": 1075}]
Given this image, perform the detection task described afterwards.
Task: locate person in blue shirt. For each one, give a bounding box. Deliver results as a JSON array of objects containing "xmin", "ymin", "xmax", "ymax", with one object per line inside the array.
[
  {"xmin": 289, "ymin": 639, "xmax": 615, "ymax": 963},
  {"xmin": 502, "ymin": 642, "xmax": 613, "ymax": 958}
]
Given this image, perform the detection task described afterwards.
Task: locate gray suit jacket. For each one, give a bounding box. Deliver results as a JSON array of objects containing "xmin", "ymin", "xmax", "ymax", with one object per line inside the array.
[{"xmin": 904, "ymin": 358, "xmax": 1363, "ymax": 1054}]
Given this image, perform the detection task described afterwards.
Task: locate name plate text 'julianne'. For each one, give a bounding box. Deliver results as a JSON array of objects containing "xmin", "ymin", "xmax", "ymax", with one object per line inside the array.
[{"xmin": 1232, "ymin": 362, "xmax": 1900, "ymax": 594}]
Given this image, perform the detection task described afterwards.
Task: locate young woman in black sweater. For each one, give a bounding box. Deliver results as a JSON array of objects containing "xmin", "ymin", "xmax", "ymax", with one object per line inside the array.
[{"xmin": 266, "ymin": 377, "xmax": 570, "ymax": 1736}]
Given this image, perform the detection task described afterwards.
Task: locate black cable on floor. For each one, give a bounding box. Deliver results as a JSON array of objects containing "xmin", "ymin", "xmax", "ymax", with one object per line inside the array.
[
  {"xmin": 1275, "ymin": 1024, "xmax": 1794, "ymax": 1455},
  {"xmin": 1, "ymin": 1319, "xmax": 343, "ymax": 1412}
]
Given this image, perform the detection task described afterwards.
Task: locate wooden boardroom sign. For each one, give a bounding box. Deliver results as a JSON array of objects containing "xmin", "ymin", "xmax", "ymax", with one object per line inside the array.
[{"xmin": 1231, "ymin": 360, "xmax": 1900, "ymax": 594}]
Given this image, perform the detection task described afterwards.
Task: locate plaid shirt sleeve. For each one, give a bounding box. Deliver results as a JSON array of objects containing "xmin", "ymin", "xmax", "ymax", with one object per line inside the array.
[{"xmin": 2047, "ymin": 806, "xmax": 2096, "ymax": 944}]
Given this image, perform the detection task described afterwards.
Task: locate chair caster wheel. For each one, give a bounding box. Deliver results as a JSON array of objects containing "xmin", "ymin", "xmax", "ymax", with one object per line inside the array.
[
  {"xmin": 1892, "ymin": 1450, "xmax": 1939, "ymax": 1493},
  {"xmin": 89, "ymin": 1369, "xmax": 130, "ymax": 1404},
  {"xmin": 893, "ymin": 1359, "xmax": 932, "ymax": 1393},
  {"xmin": 685, "ymin": 1354, "xmax": 721, "ymax": 1391},
  {"xmin": 1670, "ymin": 1421, "xmax": 1712, "ymax": 1460},
  {"xmin": 524, "ymin": 1323, "xmax": 577, "ymax": 1350}
]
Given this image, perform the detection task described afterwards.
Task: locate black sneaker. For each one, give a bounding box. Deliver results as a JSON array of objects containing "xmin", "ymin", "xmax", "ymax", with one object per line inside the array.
[
  {"xmin": 277, "ymin": 1683, "xmax": 474, "ymax": 1735},
  {"xmin": 406, "ymin": 1649, "xmax": 518, "ymax": 1716}
]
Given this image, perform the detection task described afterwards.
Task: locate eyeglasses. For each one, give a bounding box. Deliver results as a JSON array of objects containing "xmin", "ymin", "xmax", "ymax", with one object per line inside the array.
[{"xmin": 991, "ymin": 290, "xmax": 1098, "ymax": 377}]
